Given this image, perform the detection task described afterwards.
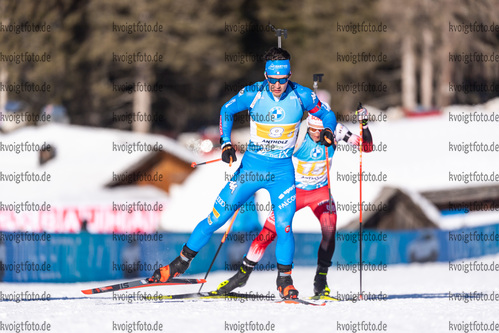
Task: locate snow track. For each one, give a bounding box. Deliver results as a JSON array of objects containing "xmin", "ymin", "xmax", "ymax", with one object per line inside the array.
[{"xmin": 2, "ymin": 254, "xmax": 499, "ymax": 332}]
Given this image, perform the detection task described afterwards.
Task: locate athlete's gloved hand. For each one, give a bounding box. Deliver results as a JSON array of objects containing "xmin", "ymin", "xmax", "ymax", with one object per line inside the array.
[
  {"xmin": 334, "ymin": 123, "xmax": 354, "ymax": 144},
  {"xmin": 221, "ymin": 143, "xmax": 237, "ymax": 164},
  {"xmin": 357, "ymin": 107, "xmax": 369, "ymax": 128},
  {"xmin": 319, "ymin": 129, "xmax": 334, "ymax": 147}
]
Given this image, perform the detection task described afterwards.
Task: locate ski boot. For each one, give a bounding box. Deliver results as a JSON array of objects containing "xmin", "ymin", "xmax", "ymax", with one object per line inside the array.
[
  {"xmin": 217, "ymin": 257, "xmax": 256, "ymax": 294},
  {"xmin": 149, "ymin": 245, "xmax": 197, "ymax": 283},
  {"xmin": 276, "ymin": 264, "xmax": 299, "ymax": 299},
  {"xmin": 313, "ymin": 265, "xmax": 330, "ymax": 296}
]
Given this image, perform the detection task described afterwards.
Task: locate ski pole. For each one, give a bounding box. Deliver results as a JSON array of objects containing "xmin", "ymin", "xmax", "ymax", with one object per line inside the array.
[
  {"xmin": 191, "ymin": 158, "xmax": 222, "ymax": 168},
  {"xmin": 356, "ymin": 102, "xmax": 364, "ymax": 299},
  {"xmin": 192, "ymin": 145, "xmax": 238, "ymax": 168},
  {"xmin": 325, "ymin": 147, "xmax": 333, "ymax": 215},
  {"xmin": 198, "ymin": 208, "xmax": 240, "ymax": 292}
]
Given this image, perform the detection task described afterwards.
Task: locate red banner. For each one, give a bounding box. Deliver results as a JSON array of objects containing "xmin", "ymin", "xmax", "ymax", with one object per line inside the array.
[{"xmin": 0, "ymin": 204, "xmax": 164, "ymax": 233}]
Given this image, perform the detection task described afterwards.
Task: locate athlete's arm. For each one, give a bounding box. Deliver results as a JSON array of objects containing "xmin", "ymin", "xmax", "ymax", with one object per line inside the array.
[
  {"xmin": 334, "ymin": 123, "xmax": 373, "ymax": 153},
  {"xmin": 294, "ymin": 83, "xmax": 337, "ymax": 131},
  {"xmin": 219, "ymin": 83, "xmax": 262, "ymax": 146}
]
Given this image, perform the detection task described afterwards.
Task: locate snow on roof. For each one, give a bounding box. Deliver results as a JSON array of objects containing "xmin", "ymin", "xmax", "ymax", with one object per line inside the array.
[
  {"xmin": 161, "ymin": 98, "xmax": 499, "ymax": 232},
  {"xmin": 0, "ymin": 124, "xmax": 197, "ymax": 204}
]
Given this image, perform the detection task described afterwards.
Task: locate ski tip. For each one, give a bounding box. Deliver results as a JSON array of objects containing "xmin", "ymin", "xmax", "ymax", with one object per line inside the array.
[
  {"xmin": 81, "ymin": 289, "xmax": 92, "ymax": 295},
  {"xmin": 198, "ymin": 279, "xmax": 207, "ymax": 283}
]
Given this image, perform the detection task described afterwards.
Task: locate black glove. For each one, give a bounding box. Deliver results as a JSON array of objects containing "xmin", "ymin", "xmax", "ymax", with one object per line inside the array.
[
  {"xmin": 221, "ymin": 143, "xmax": 237, "ymax": 164},
  {"xmin": 356, "ymin": 102, "xmax": 369, "ymax": 128},
  {"xmin": 357, "ymin": 107, "xmax": 369, "ymax": 127},
  {"xmin": 319, "ymin": 129, "xmax": 334, "ymax": 147}
]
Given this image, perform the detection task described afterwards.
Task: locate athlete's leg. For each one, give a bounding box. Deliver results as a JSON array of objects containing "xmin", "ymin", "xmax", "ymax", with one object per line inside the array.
[
  {"xmin": 245, "ymin": 185, "xmax": 307, "ymax": 262},
  {"xmin": 186, "ymin": 168, "xmax": 259, "ymax": 251},
  {"xmin": 245, "ymin": 212, "xmax": 277, "ymax": 262},
  {"xmin": 218, "ymin": 179, "xmax": 310, "ymax": 294},
  {"xmin": 216, "ymin": 154, "xmax": 294, "ymax": 294},
  {"xmin": 150, "ymin": 156, "xmax": 262, "ymax": 283},
  {"xmin": 313, "ymin": 204, "xmax": 337, "ymax": 266},
  {"xmin": 308, "ymin": 186, "xmax": 337, "ymax": 295},
  {"xmin": 266, "ymin": 161, "xmax": 298, "ymax": 299},
  {"xmin": 268, "ymin": 180, "xmax": 296, "ymax": 266}
]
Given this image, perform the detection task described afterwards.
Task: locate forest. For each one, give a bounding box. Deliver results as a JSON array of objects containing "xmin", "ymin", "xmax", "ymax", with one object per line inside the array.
[{"xmin": 1, "ymin": 0, "xmax": 498, "ymax": 135}]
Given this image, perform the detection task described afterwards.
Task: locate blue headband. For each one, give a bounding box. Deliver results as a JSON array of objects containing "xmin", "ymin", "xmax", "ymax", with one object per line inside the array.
[{"xmin": 265, "ymin": 60, "xmax": 291, "ymax": 76}]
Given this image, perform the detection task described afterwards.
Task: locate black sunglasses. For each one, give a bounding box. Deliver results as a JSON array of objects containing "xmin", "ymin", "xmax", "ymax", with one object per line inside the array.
[{"xmin": 267, "ymin": 76, "xmax": 290, "ymax": 84}]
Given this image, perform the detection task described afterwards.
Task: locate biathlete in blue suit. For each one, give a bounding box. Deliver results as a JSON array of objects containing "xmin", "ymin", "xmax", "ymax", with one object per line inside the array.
[{"xmin": 149, "ymin": 47, "xmax": 337, "ymax": 299}]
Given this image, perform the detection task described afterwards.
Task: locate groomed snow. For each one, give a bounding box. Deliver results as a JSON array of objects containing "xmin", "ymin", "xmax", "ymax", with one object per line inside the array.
[{"xmin": 2, "ymin": 254, "xmax": 499, "ymax": 333}]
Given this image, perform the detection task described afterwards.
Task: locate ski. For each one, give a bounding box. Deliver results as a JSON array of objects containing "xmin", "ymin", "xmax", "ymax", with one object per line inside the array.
[
  {"xmin": 150, "ymin": 291, "xmax": 276, "ymax": 301},
  {"xmin": 151, "ymin": 291, "xmax": 220, "ymax": 300},
  {"xmin": 145, "ymin": 290, "xmax": 325, "ymax": 305},
  {"xmin": 309, "ymin": 295, "xmax": 340, "ymax": 301},
  {"xmin": 81, "ymin": 278, "xmax": 206, "ymax": 295},
  {"xmin": 275, "ymin": 298, "xmax": 326, "ymax": 306}
]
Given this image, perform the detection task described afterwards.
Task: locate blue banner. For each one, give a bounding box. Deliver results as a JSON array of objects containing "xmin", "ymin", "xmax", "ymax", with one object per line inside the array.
[{"xmin": 1, "ymin": 224, "xmax": 498, "ymax": 282}]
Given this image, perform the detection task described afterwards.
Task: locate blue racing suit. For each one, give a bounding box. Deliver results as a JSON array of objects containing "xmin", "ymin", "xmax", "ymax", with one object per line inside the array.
[{"xmin": 186, "ymin": 80, "xmax": 337, "ymax": 265}]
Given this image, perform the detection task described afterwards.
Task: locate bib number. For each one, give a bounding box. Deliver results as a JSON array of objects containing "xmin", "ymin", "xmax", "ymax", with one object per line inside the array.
[{"xmin": 269, "ymin": 127, "xmax": 284, "ymax": 138}]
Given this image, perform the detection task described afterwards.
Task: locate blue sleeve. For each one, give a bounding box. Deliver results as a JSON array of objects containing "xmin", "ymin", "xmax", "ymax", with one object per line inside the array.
[
  {"xmin": 219, "ymin": 82, "xmax": 262, "ymax": 145},
  {"xmin": 295, "ymin": 83, "xmax": 337, "ymax": 131}
]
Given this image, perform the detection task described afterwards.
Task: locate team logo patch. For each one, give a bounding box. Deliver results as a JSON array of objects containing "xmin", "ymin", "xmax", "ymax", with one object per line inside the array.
[
  {"xmin": 212, "ymin": 208, "xmax": 220, "ymax": 218},
  {"xmin": 310, "ymin": 146, "xmax": 323, "ymax": 159},
  {"xmin": 285, "ymin": 225, "xmax": 290, "ymax": 233},
  {"xmin": 269, "ymin": 107, "xmax": 285, "ymax": 122},
  {"xmin": 225, "ymin": 98, "xmax": 236, "ymax": 108},
  {"xmin": 327, "ymin": 203, "xmax": 336, "ymax": 213},
  {"xmin": 279, "ymin": 185, "xmax": 296, "ymax": 200},
  {"xmin": 267, "ymin": 63, "xmax": 288, "ymax": 71},
  {"xmin": 216, "ymin": 196, "xmax": 226, "ymax": 207},
  {"xmin": 229, "ymin": 181, "xmax": 238, "ymax": 194}
]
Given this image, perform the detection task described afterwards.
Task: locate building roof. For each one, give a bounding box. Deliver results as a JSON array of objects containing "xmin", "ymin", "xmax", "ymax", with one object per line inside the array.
[{"xmin": 0, "ymin": 123, "xmax": 197, "ymax": 205}]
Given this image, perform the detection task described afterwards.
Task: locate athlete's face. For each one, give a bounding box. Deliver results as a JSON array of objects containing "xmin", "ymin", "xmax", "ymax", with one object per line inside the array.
[
  {"xmin": 308, "ymin": 126, "xmax": 323, "ymax": 143},
  {"xmin": 266, "ymin": 74, "xmax": 290, "ymax": 98}
]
